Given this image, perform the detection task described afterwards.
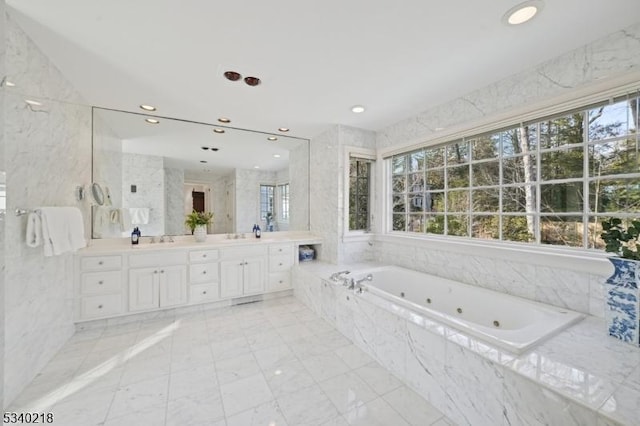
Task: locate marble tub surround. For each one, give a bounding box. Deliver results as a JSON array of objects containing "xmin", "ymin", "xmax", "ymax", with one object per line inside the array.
[
  {"xmin": 294, "ymin": 262, "xmax": 640, "ymax": 425},
  {"xmin": 8, "ymin": 296, "xmax": 452, "ymax": 426}
]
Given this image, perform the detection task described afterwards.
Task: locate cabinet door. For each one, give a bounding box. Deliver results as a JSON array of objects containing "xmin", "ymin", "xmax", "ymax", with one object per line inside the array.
[
  {"xmin": 129, "ymin": 268, "xmax": 159, "ymax": 312},
  {"xmin": 220, "ymin": 260, "xmax": 244, "ymax": 298},
  {"xmin": 244, "ymin": 257, "xmax": 266, "ymax": 295},
  {"xmin": 159, "ymin": 265, "xmax": 187, "ymax": 307}
]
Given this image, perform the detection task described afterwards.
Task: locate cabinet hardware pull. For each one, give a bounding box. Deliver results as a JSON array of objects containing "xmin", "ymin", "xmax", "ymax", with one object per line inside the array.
[
  {"xmin": 279, "ymin": 262, "xmax": 283, "ymax": 266},
  {"xmin": 98, "ymin": 281, "xmax": 104, "ymax": 285},
  {"xmin": 279, "ymin": 280, "xmax": 283, "ymax": 284},
  {"xmin": 203, "ymin": 291, "xmax": 207, "ymax": 294},
  {"xmin": 160, "ymin": 270, "xmax": 164, "ymax": 273},
  {"xmin": 154, "ymin": 270, "xmax": 158, "ymax": 274},
  {"xmin": 98, "ymin": 261, "xmax": 104, "ymax": 265},
  {"xmin": 203, "ymin": 271, "xmax": 207, "ymax": 274},
  {"xmin": 203, "ymin": 254, "xmax": 207, "ymax": 257},
  {"xmin": 98, "ymin": 304, "xmax": 103, "ymax": 309}
]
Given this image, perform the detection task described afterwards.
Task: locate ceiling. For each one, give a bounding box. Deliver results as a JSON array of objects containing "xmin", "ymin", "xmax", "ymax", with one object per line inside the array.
[{"xmin": 6, "ymin": 0, "xmax": 640, "ymax": 140}]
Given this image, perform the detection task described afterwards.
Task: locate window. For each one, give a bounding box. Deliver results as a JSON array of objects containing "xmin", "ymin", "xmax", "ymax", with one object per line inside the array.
[
  {"xmin": 349, "ymin": 157, "xmax": 372, "ymax": 231},
  {"xmin": 260, "ymin": 184, "xmax": 275, "ymax": 220},
  {"xmin": 389, "ymin": 94, "xmax": 640, "ymax": 250},
  {"xmin": 279, "ymin": 183, "xmax": 290, "ymax": 221}
]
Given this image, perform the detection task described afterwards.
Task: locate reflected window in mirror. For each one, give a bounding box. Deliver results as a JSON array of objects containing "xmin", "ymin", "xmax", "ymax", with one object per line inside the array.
[
  {"xmin": 278, "ymin": 183, "xmax": 290, "ymax": 222},
  {"xmin": 260, "ymin": 184, "xmax": 275, "ymax": 220},
  {"xmin": 349, "ymin": 156, "xmax": 373, "ymax": 231}
]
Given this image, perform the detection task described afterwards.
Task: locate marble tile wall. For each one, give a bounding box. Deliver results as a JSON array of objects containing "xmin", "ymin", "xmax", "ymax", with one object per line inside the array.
[
  {"xmin": 163, "ymin": 167, "xmax": 184, "ymax": 236},
  {"xmin": 363, "ymin": 23, "xmax": 640, "ymax": 317},
  {"xmin": 234, "ymin": 168, "xmax": 276, "ymax": 233},
  {"xmin": 288, "ymin": 141, "xmax": 309, "ymax": 232},
  {"xmin": 122, "ymin": 152, "xmax": 164, "ymax": 237},
  {"xmin": 0, "ymin": 1, "xmax": 6, "ymax": 411},
  {"xmin": 3, "ymin": 16, "xmax": 92, "ymax": 406}
]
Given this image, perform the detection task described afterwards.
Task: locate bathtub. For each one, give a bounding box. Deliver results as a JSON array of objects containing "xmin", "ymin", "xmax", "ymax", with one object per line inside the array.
[{"xmin": 349, "ymin": 266, "xmax": 584, "ymax": 354}]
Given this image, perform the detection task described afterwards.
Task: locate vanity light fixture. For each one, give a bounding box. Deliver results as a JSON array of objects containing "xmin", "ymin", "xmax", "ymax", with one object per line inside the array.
[
  {"xmin": 139, "ymin": 104, "xmax": 156, "ymax": 111},
  {"xmin": 273, "ymin": 154, "xmax": 281, "ymax": 158},
  {"xmin": 278, "ymin": 127, "xmax": 289, "ymax": 132},
  {"xmin": 351, "ymin": 105, "xmax": 366, "ymax": 113},
  {"xmin": 218, "ymin": 117, "xmax": 231, "ymax": 123},
  {"xmin": 25, "ymin": 99, "xmax": 43, "ymax": 106},
  {"xmin": 267, "ymin": 136, "xmax": 278, "ymax": 141},
  {"xmin": 145, "ymin": 118, "xmax": 160, "ymax": 124},
  {"xmin": 213, "ymin": 128, "xmax": 225, "ymax": 134},
  {"xmin": 502, "ymin": 1, "xmax": 544, "ymax": 25}
]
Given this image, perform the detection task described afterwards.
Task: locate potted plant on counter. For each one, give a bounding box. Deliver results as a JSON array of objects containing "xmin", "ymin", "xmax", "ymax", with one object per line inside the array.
[
  {"xmin": 185, "ymin": 210, "xmax": 214, "ymax": 243},
  {"xmin": 600, "ymin": 217, "xmax": 640, "ymax": 347}
]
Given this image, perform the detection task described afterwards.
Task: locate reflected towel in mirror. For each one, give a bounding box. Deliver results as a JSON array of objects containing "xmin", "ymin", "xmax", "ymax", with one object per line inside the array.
[{"xmin": 129, "ymin": 207, "xmax": 150, "ymax": 225}]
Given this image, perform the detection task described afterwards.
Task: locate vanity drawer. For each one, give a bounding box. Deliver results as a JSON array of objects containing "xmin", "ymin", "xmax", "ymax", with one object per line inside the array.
[
  {"xmin": 269, "ymin": 254, "xmax": 293, "ymax": 272},
  {"xmin": 189, "ymin": 263, "xmax": 219, "ymax": 284},
  {"xmin": 189, "ymin": 249, "xmax": 219, "ymax": 263},
  {"xmin": 81, "ymin": 294, "xmax": 122, "ymax": 319},
  {"xmin": 80, "ymin": 255, "xmax": 122, "ymax": 271},
  {"xmin": 268, "ymin": 272, "xmax": 292, "ymax": 292},
  {"xmin": 129, "ymin": 251, "xmax": 186, "ymax": 268},
  {"xmin": 189, "ymin": 283, "xmax": 220, "ymax": 304},
  {"xmin": 269, "ymin": 244, "xmax": 293, "ymax": 256},
  {"xmin": 81, "ymin": 271, "xmax": 122, "ymax": 294},
  {"xmin": 221, "ymin": 245, "xmax": 267, "ymax": 259}
]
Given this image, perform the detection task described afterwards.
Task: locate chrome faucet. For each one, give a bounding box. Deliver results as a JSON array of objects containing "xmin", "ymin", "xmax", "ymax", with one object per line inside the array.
[
  {"xmin": 347, "ymin": 274, "xmax": 373, "ymax": 291},
  {"xmin": 329, "ymin": 270, "xmax": 351, "ymax": 282}
]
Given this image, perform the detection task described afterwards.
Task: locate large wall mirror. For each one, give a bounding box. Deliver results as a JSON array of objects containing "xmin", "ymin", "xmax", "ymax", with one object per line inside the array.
[{"xmin": 91, "ymin": 108, "xmax": 310, "ymax": 239}]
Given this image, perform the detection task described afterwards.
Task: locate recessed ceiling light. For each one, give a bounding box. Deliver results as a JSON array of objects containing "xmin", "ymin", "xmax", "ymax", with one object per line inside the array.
[
  {"xmin": 5, "ymin": 80, "xmax": 15, "ymax": 87},
  {"xmin": 435, "ymin": 127, "xmax": 445, "ymax": 131},
  {"xmin": 253, "ymin": 165, "xmax": 260, "ymax": 169},
  {"xmin": 213, "ymin": 128, "xmax": 225, "ymax": 134},
  {"xmin": 218, "ymin": 117, "xmax": 231, "ymax": 123},
  {"xmin": 139, "ymin": 104, "xmax": 156, "ymax": 111},
  {"xmin": 267, "ymin": 136, "xmax": 277, "ymax": 141},
  {"xmin": 351, "ymin": 105, "xmax": 366, "ymax": 113},
  {"xmin": 211, "ymin": 147, "xmax": 219, "ymax": 152},
  {"xmin": 223, "ymin": 71, "xmax": 241, "ymax": 81},
  {"xmin": 503, "ymin": 1, "xmax": 543, "ymax": 25},
  {"xmin": 201, "ymin": 146, "xmax": 209, "ymax": 150},
  {"xmin": 273, "ymin": 154, "xmax": 281, "ymax": 158},
  {"xmin": 25, "ymin": 99, "xmax": 43, "ymax": 106},
  {"xmin": 200, "ymin": 160, "xmax": 207, "ymax": 163},
  {"xmin": 145, "ymin": 118, "xmax": 160, "ymax": 124},
  {"xmin": 278, "ymin": 127, "xmax": 289, "ymax": 132}
]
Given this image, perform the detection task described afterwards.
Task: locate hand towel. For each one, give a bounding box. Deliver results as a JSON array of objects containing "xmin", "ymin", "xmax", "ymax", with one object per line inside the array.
[
  {"xmin": 39, "ymin": 207, "xmax": 86, "ymax": 256},
  {"xmin": 120, "ymin": 208, "xmax": 132, "ymax": 232},
  {"xmin": 129, "ymin": 207, "xmax": 150, "ymax": 225},
  {"xmin": 25, "ymin": 212, "xmax": 42, "ymax": 247}
]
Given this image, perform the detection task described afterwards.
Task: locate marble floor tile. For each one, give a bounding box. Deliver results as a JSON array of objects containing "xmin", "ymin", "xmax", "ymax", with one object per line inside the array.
[
  {"xmin": 220, "ymin": 373, "xmax": 274, "ymax": 416},
  {"xmin": 11, "ymin": 296, "xmax": 448, "ymax": 426},
  {"xmin": 277, "ymin": 383, "xmax": 341, "ymax": 426},
  {"xmin": 382, "ymin": 386, "xmax": 444, "ymax": 426}
]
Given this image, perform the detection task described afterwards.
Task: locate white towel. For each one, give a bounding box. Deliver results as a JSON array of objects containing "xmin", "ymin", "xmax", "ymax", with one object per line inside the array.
[
  {"xmin": 129, "ymin": 207, "xmax": 150, "ymax": 225},
  {"xmin": 25, "ymin": 212, "xmax": 42, "ymax": 247},
  {"xmin": 39, "ymin": 207, "xmax": 86, "ymax": 256},
  {"xmin": 120, "ymin": 208, "xmax": 132, "ymax": 232}
]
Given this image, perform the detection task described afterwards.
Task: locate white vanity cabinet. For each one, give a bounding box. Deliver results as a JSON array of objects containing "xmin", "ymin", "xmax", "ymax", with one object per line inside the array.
[
  {"xmin": 220, "ymin": 246, "xmax": 267, "ymax": 298},
  {"xmin": 77, "ymin": 255, "xmax": 124, "ymax": 320},
  {"xmin": 188, "ymin": 249, "xmax": 221, "ymax": 304},
  {"xmin": 267, "ymin": 243, "xmax": 294, "ymax": 292},
  {"xmin": 129, "ymin": 252, "xmax": 187, "ymax": 312}
]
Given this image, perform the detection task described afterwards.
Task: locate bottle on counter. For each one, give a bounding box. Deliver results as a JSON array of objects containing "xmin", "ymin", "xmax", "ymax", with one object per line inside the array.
[
  {"xmin": 255, "ymin": 225, "xmax": 261, "ymax": 238},
  {"xmin": 131, "ymin": 227, "xmax": 139, "ymax": 245}
]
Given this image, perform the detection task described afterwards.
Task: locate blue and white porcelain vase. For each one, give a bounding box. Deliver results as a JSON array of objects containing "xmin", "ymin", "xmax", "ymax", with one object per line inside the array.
[{"xmin": 605, "ymin": 257, "xmax": 640, "ymax": 347}]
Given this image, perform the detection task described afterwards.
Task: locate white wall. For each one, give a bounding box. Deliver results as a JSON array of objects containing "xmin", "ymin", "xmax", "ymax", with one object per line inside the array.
[
  {"xmin": 288, "ymin": 141, "xmax": 310, "ymax": 232},
  {"xmin": 3, "ymin": 15, "xmax": 92, "ymax": 406},
  {"xmin": 367, "ymin": 22, "xmax": 640, "ymax": 317},
  {"xmin": 164, "ymin": 166, "xmax": 184, "ymax": 235}
]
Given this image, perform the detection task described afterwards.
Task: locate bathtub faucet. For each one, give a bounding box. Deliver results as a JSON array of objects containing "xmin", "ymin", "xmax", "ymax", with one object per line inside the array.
[
  {"xmin": 347, "ymin": 274, "xmax": 373, "ymax": 292},
  {"xmin": 329, "ymin": 270, "xmax": 351, "ymax": 282}
]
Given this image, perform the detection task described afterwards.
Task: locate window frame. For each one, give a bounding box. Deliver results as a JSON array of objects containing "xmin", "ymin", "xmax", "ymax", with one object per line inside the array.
[
  {"xmin": 382, "ymin": 86, "xmax": 640, "ymax": 253},
  {"xmin": 259, "ymin": 184, "xmax": 275, "ymax": 221},
  {"xmin": 344, "ymin": 146, "xmax": 376, "ymax": 236},
  {"xmin": 277, "ymin": 182, "xmax": 290, "ymax": 222}
]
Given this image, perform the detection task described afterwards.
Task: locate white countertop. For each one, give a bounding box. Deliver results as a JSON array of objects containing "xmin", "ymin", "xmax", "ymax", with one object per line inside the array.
[{"xmin": 80, "ymin": 231, "xmax": 323, "ymax": 254}]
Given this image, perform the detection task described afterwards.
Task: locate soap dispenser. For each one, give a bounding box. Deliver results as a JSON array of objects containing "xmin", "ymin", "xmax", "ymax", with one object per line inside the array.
[{"xmin": 131, "ymin": 227, "xmax": 139, "ymax": 245}]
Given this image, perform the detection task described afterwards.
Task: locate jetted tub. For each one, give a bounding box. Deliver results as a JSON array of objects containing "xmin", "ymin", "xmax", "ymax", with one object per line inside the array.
[{"xmin": 349, "ymin": 266, "xmax": 584, "ymax": 354}]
